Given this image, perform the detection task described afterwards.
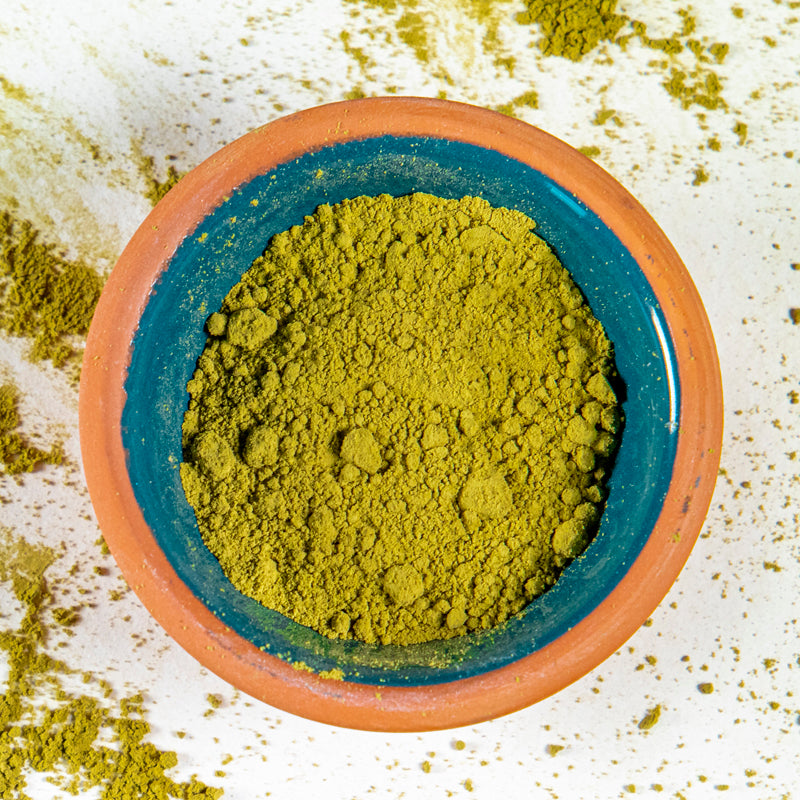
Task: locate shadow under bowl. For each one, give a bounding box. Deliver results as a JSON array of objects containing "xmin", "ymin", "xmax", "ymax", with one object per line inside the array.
[{"xmin": 80, "ymin": 97, "xmax": 722, "ymax": 731}]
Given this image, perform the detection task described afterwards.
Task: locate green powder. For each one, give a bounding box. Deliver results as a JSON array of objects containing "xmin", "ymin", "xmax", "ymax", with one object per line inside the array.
[
  {"xmin": 0, "ymin": 210, "xmax": 103, "ymax": 369},
  {"xmin": 516, "ymin": 0, "xmax": 630, "ymax": 61},
  {"xmin": 495, "ymin": 89, "xmax": 539, "ymax": 117},
  {"xmin": 180, "ymin": 193, "xmax": 622, "ymax": 646},
  {"xmin": 692, "ymin": 166, "xmax": 710, "ymax": 186},
  {"xmin": 0, "ymin": 382, "xmax": 64, "ymax": 475},
  {"xmin": 0, "ymin": 529, "xmax": 223, "ymax": 798},
  {"xmin": 663, "ymin": 66, "xmax": 726, "ymax": 111},
  {"xmin": 134, "ymin": 150, "xmax": 185, "ymax": 207},
  {"xmin": 396, "ymin": 9, "xmax": 430, "ymax": 63},
  {"xmin": 638, "ymin": 704, "xmax": 662, "ymax": 730},
  {"xmin": 518, "ymin": 2, "xmax": 731, "ymax": 113}
]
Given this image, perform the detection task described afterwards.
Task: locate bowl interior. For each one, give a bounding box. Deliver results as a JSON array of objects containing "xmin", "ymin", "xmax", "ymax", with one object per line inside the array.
[{"xmin": 123, "ymin": 135, "xmax": 679, "ymax": 685}]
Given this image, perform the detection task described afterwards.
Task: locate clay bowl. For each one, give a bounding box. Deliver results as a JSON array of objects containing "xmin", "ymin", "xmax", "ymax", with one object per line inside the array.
[{"xmin": 80, "ymin": 97, "xmax": 722, "ymax": 731}]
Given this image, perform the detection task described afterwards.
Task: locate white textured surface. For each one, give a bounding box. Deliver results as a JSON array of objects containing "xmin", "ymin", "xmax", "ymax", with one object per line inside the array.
[{"xmin": 1, "ymin": 1, "xmax": 798, "ymax": 797}]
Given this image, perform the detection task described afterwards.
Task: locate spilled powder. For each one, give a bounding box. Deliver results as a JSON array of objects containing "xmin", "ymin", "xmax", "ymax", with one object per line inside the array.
[
  {"xmin": 637, "ymin": 704, "xmax": 662, "ymax": 730},
  {"xmin": 138, "ymin": 154, "xmax": 185, "ymax": 206},
  {"xmin": 516, "ymin": 0, "xmax": 629, "ymax": 61},
  {"xmin": 0, "ymin": 210, "xmax": 104, "ymax": 370},
  {"xmin": 0, "ymin": 528, "xmax": 223, "ymax": 798}
]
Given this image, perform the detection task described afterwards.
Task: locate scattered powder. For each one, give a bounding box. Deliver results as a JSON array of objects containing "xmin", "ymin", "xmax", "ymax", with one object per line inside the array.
[
  {"xmin": 495, "ymin": 89, "xmax": 539, "ymax": 117},
  {"xmin": 338, "ymin": 0, "xmax": 735, "ymax": 175},
  {"xmin": 0, "ymin": 75, "xmax": 31, "ymax": 103},
  {"xmin": 0, "ymin": 528, "xmax": 223, "ymax": 798},
  {"xmin": 0, "ymin": 210, "xmax": 104, "ymax": 369},
  {"xmin": 133, "ymin": 147, "xmax": 186, "ymax": 206},
  {"xmin": 396, "ymin": 8, "xmax": 430, "ymax": 65},
  {"xmin": 517, "ymin": 0, "xmax": 630, "ymax": 61},
  {"xmin": 692, "ymin": 165, "xmax": 710, "ymax": 186},
  {"xmin": 517, "ymin": 3, "xmax": 731, "ymax": 114}
]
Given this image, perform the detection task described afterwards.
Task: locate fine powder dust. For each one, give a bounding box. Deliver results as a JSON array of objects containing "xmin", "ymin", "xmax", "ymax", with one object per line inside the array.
[{"xmin": 180, "ymin": 193, "xmax": 622, "ymax": 646}]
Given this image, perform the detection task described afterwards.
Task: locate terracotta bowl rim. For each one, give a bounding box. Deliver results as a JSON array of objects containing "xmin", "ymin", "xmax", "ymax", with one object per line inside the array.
[{"xmin": 79, "ymin": 96, "xmax": 723, "ymax": 732}]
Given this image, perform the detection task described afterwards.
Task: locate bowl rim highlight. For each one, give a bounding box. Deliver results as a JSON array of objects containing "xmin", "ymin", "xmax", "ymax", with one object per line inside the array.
[{"xmin": 79, "ymin": 96, "xmax": 723, "ymax": 732}]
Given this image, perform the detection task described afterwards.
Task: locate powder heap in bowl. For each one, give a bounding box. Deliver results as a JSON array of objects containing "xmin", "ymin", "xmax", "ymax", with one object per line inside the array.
[{"xmin": 179, "ymin": 192, "xmax": 621, "ymax": 646}]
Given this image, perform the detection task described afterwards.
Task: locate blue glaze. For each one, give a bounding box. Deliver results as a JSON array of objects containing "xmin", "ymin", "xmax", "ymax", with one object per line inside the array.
[{"xmin": 123, "ymin": 136, "xmax": 679, "ymax": 685}]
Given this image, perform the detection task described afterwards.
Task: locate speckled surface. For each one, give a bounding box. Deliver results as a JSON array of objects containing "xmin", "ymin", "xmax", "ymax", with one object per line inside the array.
[{"xmin": 0, "ymin": 1, "xmax": 798, "ymax": 797}]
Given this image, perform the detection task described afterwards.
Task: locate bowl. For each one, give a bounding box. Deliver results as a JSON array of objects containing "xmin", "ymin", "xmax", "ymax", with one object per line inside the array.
[{"xmin": 79, "ymin": 97, "xmax": 722, "ymax": 731}]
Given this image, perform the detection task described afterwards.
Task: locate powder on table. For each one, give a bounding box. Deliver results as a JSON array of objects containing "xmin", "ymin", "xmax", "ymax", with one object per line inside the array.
[
  {"xmin": 0, "ymin": 529, "xmax": 223, "ymax": 798},
  {"xmin": 0, "ymin": 210, "xmax": 104, "ymax": 369},
  {"xmin": 180, "ymin": 192, "xmax": 622, "ymax": 646},
  {"xmin": 0, "ymin": 382, "xmax": 64, "ymax": 475},
  {"xmin": 517, "ymin": 0, "xmax": 629, "ymax": 61},
  {"xmin": 638, "ymin": 704, "xmax": 662, "ymax": 730}
]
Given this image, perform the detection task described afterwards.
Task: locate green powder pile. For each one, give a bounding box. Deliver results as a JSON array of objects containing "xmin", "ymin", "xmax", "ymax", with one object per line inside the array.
[
  {"xmin": 180, "ymin": 192, "xmax": 622, "ymax": 646},
  {"xmin": 0, "ymin": 529, "xmax": 223, "ymax": 799},
  {"xmin": 0, "ymin": 210, "xmax": 104, "ymax": 368}
]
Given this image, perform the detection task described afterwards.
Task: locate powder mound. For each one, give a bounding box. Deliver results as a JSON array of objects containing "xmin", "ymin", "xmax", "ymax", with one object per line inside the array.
[
  {"xmin": 180, "ymin": 192, "xmax": 622, "ymax": 646},
  {"xmin": 192, "ymin": 429, "xmax": 236, "ymax": 481}
]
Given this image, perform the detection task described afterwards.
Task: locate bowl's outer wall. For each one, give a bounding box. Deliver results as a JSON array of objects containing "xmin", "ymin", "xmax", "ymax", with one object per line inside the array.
[{"xmin": 80, "ymin": 97, "xmax": 723, "ymax": 731}]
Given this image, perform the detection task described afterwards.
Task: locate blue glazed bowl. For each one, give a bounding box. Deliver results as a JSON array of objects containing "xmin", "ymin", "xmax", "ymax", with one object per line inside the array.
[{"xmin": 80, "ymin": 98, "xmax": 722, "ymax": 730}]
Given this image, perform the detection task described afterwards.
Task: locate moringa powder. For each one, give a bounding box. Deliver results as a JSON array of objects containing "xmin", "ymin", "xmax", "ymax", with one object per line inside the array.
[{"xmin": 180, "ymin": 192, "xmax": 621, "ymax": 646}]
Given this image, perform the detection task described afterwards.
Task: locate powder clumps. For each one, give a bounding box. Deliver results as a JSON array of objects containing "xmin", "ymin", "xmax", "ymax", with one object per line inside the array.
[
  {"xmin": 180, "ymin": 193, "xmax": 622, "ymax": 646},
  {"xmin": 517, "ymin": 0, "xmax": 630, "ymax": 61},
  {"xmin": 638, "ymin": 704, "xmax": 662, "ymax": 730}
]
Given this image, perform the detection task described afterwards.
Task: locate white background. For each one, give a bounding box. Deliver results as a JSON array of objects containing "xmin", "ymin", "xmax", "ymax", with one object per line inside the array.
[{"xmin": 1, "ymin": 1, "xmax": 798, "ymax": 798}]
